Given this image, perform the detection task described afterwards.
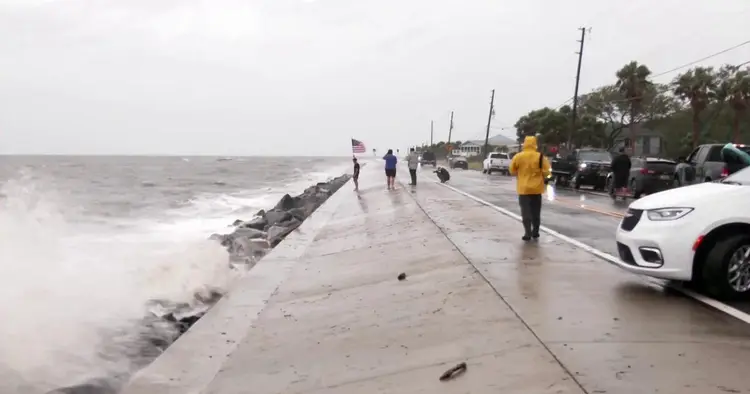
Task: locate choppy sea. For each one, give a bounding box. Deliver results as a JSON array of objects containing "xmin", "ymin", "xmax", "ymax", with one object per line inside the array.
[{"xmin": 0, "ymin": 155, "xmax": 351, "ymax": 391}]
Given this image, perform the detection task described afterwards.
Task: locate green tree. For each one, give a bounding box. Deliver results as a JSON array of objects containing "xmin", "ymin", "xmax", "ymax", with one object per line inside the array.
[
  {"xmin": 580, "ymin": 83, "xmax": 677, "ymax": 148},
  {"xmin": 514, "ymin": 107, "xmax": 568, "ymax": 145},
  {"xmin": 716, "ymin": 65, "xmax": 750, "ymax": 143},
  {"xmin": 615, "ymin": 61, "xmax": 654, "ymax": 149},
  {"xmin": 672, "ymin": 66, "xmax": 718, "ymax": 149}
]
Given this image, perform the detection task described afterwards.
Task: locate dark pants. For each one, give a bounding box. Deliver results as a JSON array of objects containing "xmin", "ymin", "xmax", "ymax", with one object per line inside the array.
[
  {"xmin": 518, "ymin": 194, "xmax": 542, "ymax": 236},
  {"xmin": 409, "ymin": 169, "xmax": 417, "ymax": 185}
]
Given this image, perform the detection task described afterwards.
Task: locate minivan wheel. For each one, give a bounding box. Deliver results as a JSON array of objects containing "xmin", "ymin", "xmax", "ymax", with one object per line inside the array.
[{"xmin": 701, "ymin": 234, "xmax": 750, "ymax": 301}]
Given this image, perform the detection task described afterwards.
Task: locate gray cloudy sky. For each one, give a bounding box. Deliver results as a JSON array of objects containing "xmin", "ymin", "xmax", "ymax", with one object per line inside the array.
[{"xmin": 1, "ymin": 0, "xmax": 748, "ymax": 156}]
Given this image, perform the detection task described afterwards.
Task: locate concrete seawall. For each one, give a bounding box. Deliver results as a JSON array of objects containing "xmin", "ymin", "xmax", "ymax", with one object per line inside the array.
[{"xmin": 123, "ymin": 163, "xmax": 750, "ymax": 394}]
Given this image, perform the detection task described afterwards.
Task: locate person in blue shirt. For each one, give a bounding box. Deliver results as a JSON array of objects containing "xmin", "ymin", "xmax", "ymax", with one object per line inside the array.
[{"xmin": 383, "ymin": 149, "xmax": 398, "ymax": 190}]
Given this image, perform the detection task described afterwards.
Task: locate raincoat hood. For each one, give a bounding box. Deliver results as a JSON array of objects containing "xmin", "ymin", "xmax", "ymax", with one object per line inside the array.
[{"xmin": 522, "ymin": 136, "xmax": 538, "ymax": 151}]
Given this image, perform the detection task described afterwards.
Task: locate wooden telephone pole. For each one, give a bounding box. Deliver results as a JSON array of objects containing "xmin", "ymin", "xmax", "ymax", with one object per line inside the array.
[
  {"xmin": 430, "ymin": 120, "xmax": 434, "ymax": 146},
  {"xmin": 447, "ymin": 111, "xmax": 454, "ymax": 144},
  {"xmin": 483, "ymin": 89, "xmax": 496, "ymax": 158},
  {"xmin": 568, "ymin": 27, "xmax": 587, "ymax": 149}
]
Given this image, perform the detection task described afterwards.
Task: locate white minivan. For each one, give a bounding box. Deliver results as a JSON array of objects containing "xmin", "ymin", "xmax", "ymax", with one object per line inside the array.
[{"xmin": 614, "ymin": 166, "xmax": 750, "ymax": 300}]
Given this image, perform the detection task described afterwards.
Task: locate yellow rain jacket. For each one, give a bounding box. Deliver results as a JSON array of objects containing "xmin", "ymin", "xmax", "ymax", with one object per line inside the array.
[{"xmin": 509, "ymin": 136, "xmax": 551, "ymax": 195}]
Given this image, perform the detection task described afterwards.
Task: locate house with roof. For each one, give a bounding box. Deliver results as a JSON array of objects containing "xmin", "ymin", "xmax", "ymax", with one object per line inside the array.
[
  {"xmin": 609, "ymin": 126, "xmax": 666, "ymax": 157},
  {"xmin": 450, "ymin": 134, "xmax": 518, "ymax": 157}
]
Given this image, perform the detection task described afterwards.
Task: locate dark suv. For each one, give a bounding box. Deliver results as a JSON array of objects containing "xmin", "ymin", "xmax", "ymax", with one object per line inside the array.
[{"xmin": 421, "ymin": 151, "xmax": 436, "ymax": 167}]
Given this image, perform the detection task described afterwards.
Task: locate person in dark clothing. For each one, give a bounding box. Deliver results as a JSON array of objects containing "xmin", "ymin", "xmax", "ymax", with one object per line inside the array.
[
  {"xmin": 610, "ymin": 148, "xmax": 631, "ymax": 193},
  {"xmin": 435, "ymin": 167, "xmax": 450, "ymax": 183},
  {"xmin": 352, "ymin": 157, "xmax": 360, "ymax": 191}
]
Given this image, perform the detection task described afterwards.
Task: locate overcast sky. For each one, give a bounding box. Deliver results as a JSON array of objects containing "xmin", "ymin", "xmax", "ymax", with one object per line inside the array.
[{"xmin": 1, "ymin": 0, "xmax": 748, "ymax": 156}]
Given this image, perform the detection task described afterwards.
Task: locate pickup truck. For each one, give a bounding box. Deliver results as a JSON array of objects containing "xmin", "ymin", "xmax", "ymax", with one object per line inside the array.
[
  {"xmin": 674, "ymin": 143, "xmax": 750, "ymax": 186},
  {"xmin": 551, "ymin": 148, "xmax": 612, "ymax": 190},
  {"xmin": 420, "ymin": 151, "xmax": 437, "ymax": 167},
  {"xmin": 482, "ymin": 152, "xmax": 511, "ymax": 175}
]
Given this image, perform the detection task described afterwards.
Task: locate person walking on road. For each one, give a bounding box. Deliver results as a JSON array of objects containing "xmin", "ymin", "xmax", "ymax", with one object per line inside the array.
[
  {"xmin": 611, "ymin": 147, "xmax": 631, "ymax": 194},
  {"xmin": 383, "ymin": 149, "xmax": 398, "ymax": 190},
  {"xmin": 509, "ymin": 136, "xmax": 551, "ymax": 241},
  {"xmin": 407, "ymin": 148, "xmax": 419, "ymax": 185},
  {"xmin": 352, "ymin": 157, "xmax": 360, "ymax": 191}
]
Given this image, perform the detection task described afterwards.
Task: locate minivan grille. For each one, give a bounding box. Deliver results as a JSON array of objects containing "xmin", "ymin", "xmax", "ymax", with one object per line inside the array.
[{"xmin": 620, "ymin": 209, "xmax": 643, "ymax": 231}]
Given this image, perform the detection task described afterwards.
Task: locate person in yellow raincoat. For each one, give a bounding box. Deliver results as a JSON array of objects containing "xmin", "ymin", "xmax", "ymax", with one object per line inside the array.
[{"xmin": 509, "ymin": 136, "xmax": 551, "ymax": 241}]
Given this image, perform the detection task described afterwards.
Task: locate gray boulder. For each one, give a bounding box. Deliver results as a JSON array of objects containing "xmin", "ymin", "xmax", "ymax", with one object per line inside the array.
[
  {"xmin": 273, "ymin": 194, "xmax": 297, "ymax": 211},
  {"xmin": 242, "ymin": 216, "xmax": 267, "ymax": 230},
  {"xmin": 264, "ymin": 209, "xmax": 292, "ymax": 227},
  {"xmin": 231, "ymin": 227, "xmax": 267, "ymax": 240},
  {"xmin": 267, "ymin": 220, "xmax": 302, "ymax": 246},
  {"xmin": 287, "ymin": 207, "xmax": 308, "ymax": 221}
]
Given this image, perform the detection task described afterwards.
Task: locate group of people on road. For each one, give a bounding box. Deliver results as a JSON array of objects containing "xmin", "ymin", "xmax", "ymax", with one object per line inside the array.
[
  {"xmin": 358, "ymin": 137, "xmax": 632, "ymax": 242},
  {"xmin": 352, "ymin": 147, "xmax": 420, "ymax": 192},
  {"xmin": 379, "ymin": 148, "xmax": 421, "ymax": 190}
]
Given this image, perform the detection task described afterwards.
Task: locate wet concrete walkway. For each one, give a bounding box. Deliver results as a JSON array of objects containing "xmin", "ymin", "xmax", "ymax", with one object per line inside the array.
[{"xmin": 124, "ymin": 164, "xmax": 750, "ymax": 394}]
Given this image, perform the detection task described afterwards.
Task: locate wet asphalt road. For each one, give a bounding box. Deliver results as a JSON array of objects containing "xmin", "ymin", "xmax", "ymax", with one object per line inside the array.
[
  {"xmin": 440, "ymin": 168, "xmax": 750, "ymax": 315},
  {"xmin": 443, "ymin": 169, "xmax": 627, "ymax": 256}
]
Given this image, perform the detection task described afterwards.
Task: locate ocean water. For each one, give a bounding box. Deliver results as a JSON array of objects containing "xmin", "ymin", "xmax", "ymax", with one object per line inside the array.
[{"xmin": 0, "ymin": 155, "xmax": 351, "ymax": 391}]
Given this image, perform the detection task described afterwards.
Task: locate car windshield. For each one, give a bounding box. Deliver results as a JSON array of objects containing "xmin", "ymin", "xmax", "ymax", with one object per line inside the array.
[
  {"xmin": 721, "ymin": 166, "xmax": 750, "ymax": 185},
  {"xmin": 579, "ymin": 151, "xmax": 611, "ymax": 161}
]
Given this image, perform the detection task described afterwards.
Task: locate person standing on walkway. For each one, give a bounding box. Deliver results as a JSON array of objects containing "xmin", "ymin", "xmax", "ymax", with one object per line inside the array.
[
  {"xmin": 509, "ymin": 136, "xmax": 551, "ymax": 241},
  {"xmin": 383, "ymin": 149, "xmax": 398, "ymax": 190},
  {"xmin": 611, "ymin": 147, "xmax": 631, "ymax": 194},
  {"xmin": 407, "ymin": 148, "xmax": 419, "ymax": 185},
  {"xmin": 352, "ymin": 157, "xmax": 360, "ymax": 191}
]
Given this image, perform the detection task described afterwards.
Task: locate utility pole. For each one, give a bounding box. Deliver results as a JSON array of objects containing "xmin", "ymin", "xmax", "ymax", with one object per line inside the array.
[
  {"xmin": 483, "ymin": 89, "xmax": 495, "ymax": 158},
  {"xmin": 447, "ymin": 111, "xmax": 454, "ymax": 144},
  {"xmin": 568, "ymin": 27, "xmax": 587, "ymax": 149},
  {"xmin": 430, "ymin": 120, "xmax": 434, "ymax": 146}
]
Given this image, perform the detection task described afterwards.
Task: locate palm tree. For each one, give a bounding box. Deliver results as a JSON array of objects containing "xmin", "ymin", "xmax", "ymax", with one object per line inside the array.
[
  {"xmin": 672, "ymin": 67, "xmax": 718, "ymax": 149},
  {"xmin": 615, "ymin": 62, "xmax": 653, "ymax": 152},
  {"xmin": 717, "ymin": 65, "xmax": 750, "ymax": 143}
]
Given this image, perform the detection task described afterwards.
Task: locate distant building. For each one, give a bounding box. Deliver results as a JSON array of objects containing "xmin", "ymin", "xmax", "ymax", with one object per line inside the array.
[
  {"xmin": 450, "ymin": 134, "xmax": 517, "ymax": 157},
  {"xmin": 610, "ymin": 127, "xmax": 666, "ymax": 157},
  {"xmin": 451, "ymin": 141, "xmax": 483, "ymax": 157}
]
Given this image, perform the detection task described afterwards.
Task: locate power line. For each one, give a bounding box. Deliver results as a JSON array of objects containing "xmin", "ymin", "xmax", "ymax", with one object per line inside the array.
[
  {"xmin": 539, "ymin": 40, "xmax": 750, "ymax": 112},
  {"xmin": 649, "ymin": 39, "xmax": 750, "ymax": 79}
]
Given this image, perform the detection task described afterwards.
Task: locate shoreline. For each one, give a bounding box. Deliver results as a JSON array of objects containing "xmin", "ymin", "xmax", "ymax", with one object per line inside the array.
[{"xmin": 46, "ymin": 172, "xmax": 353, "ymax": 394}]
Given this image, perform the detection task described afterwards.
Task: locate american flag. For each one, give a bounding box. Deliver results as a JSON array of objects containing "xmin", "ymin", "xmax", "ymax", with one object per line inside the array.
[{"xmin": 351, "ymin": 138, "xmax": 366, "ymax": 154}]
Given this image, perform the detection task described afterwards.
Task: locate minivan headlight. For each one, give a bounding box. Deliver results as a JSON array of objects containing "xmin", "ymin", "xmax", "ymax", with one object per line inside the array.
[{"xmin": 646, "ymin": 207, "xmax": 693, "ymax": 221}]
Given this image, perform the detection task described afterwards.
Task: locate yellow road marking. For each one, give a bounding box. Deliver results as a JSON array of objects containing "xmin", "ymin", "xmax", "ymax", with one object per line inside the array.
[{"xmin": 547, "ymin": 195, "xmax": 625, "ymax": 219}]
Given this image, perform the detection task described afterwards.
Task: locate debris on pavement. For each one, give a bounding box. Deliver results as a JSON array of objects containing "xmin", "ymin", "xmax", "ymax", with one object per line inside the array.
[
  {"xmin": 397, "ymin": 273, "xmax": 407, "ymax": 281},
  {"xmin": 439, "ymin": 362, "xmax": 467, "ymax": 381}
]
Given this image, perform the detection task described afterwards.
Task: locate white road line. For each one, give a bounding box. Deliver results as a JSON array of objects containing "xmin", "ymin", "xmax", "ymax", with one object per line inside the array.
[{"xmin": 440, "ymin": 182, "xmax": 750, "ymax": 325}]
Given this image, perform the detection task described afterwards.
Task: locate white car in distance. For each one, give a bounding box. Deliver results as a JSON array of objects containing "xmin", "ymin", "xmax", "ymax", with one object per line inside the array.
[
  {"xmin": 615, "ymin": 166, "xmax": 750, "ymax": 300},
  {"xmin": 483, "ymin": 152, "xmax": 511, "ymax": 175}
]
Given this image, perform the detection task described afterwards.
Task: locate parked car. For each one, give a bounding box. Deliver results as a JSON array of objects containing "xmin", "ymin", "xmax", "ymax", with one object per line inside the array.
[
  {"xmin": 674, "ymin": 143, "xmax": 750, "ymax": 186},
  {"xmin": 606, "ymin": 157, "xmax": 677, "ymax": 198},
  {"xmin": 482, "ymin": 152, "xmax": 510, "ymax": 175},
  {"xmin": 420, "ymin": 151, "xmax": 437, "ymax": 167},
  {"xmin": 550, "ymin": 148, "xmax": 611, "ymax": 189},
  {"xmin": 614, "ymin": 166, "xmax": 750, "ymax": 300},
  {"xmin": 448, "ymin": 155, "xmax": 468, "ymax": 169}
]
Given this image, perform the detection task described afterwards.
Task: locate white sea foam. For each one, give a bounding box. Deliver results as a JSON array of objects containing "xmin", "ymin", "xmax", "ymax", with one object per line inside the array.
[{"xmin": 0, "ymin": 160, "xmax": 350, "ymax": 391}]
